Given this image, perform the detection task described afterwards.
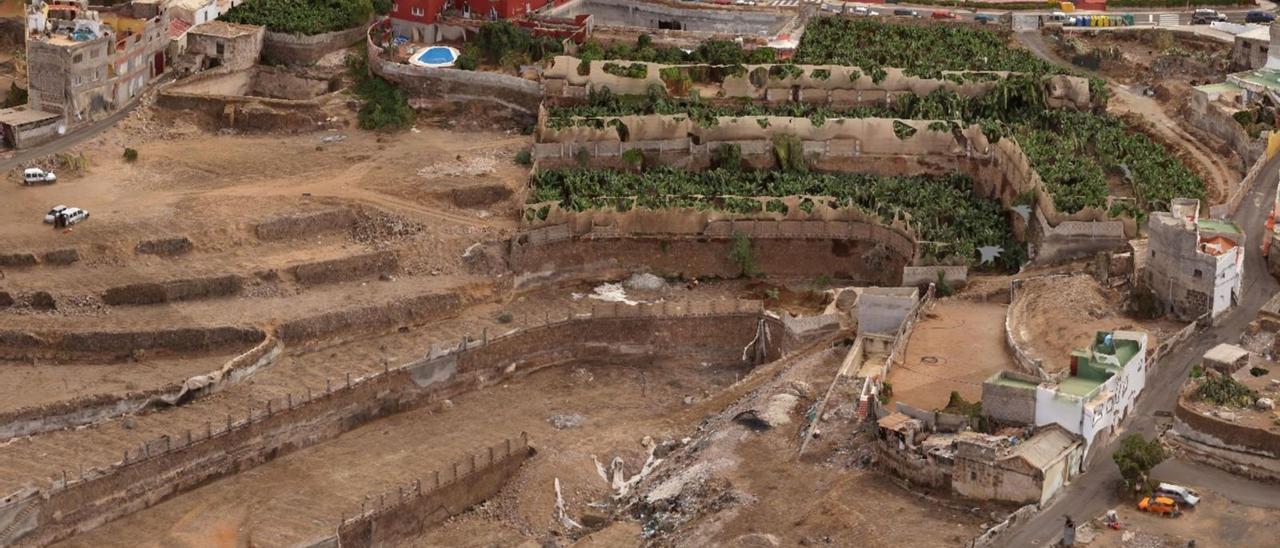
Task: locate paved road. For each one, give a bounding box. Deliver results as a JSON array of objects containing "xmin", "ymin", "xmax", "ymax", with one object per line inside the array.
[
  {"xmin": 0, "ymin": 99, "xmax": 140, "ymax": 173},
  {"xmin": 999, "ymin": 152, "xmax": 1280, "ymax": 547}
]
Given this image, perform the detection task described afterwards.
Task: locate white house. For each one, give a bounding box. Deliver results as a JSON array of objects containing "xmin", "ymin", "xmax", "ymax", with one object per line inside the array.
[{"xmin": 1035, "ymin": 331, "xmax": 1147, "ymax": 456}]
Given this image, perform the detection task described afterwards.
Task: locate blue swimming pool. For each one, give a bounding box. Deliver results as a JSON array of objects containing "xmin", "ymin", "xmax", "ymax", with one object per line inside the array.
[{"xmin": 412, "ymin": 46, "xmax": 460, "ymax": 68}]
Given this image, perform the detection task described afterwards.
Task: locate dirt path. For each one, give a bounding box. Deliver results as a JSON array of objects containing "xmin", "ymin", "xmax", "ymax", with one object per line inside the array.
[{"xmin": 1014, "ymin": 31, "xmax": 1238, "ymax": 204}]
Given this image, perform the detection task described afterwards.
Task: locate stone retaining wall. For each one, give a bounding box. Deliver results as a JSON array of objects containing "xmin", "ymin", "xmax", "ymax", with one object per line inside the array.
[
  {"xmin": 263, "ymin": 21, "xmax": 370, "ymax": 66},
  {"xmin": 0, "ymin": 326, "xmax": 266, "ymax": 362},
  {"xmin": 330, "ymin": 434, "xmax": 533, "ymax": 547},
  {"xmin": 512, "ymin": 210, "xmax": 916, "ymax": 287}
]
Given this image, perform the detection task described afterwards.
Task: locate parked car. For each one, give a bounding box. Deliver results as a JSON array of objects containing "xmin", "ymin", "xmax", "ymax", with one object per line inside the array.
[
  {"xmin": 1048, "ymin": 11, "xmax": 1068, "ymax": 22},
  {"xmin": 1246, "ymin": 10, "xmax": 1275, "ymax": 23},
  {"xmin": 1191, "ymin": 9, "xmax": 1227, "ymax": 24},
  {"xmin": 931, "ymin": 10, "xmax": 959, "ymax": 19},
  {"xmin": 57, "ymin": 207, "xmax": 89, "ymax": 227},
  {"xmin": 852, "ymin": 6, "xmax": 879, "ymax": 16},
  {"xmin": 43, "ymin": 205, "xmax": 67, "ymax": 224},
  {"xmin": 22, "ymin": 167, "xmax": 56, "ymax": 185},
  {"xmin": 974, "ymin": 13, "xmax": 997, "ymax": 23},
  {"xmin": 1156, "ymin": 483, "xmax": 1201, "ymax": 507},
  {"xmin": 893, "ymin": 8, "xmax": 920, "ymax": 17},
  {"xmin": 1138, "ymin": 496, "xmax": 1181, "ymax": 517}
]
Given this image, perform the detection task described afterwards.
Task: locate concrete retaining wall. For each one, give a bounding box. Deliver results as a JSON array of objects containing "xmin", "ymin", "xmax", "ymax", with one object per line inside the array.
[
  {"xmin": 1174, "ymin": 393, "xmax": 1280, "ymax": 458},
  {"xmin": 331, "ymin": 434, "xmax": 533, "ymax": 547},
  {"xmin": 275, "ymin": 291, "xmax": 465, "ymax": 344},
  {"xmin": 0, "ymin": 303, "xmax": 780, "ymax": 546}
]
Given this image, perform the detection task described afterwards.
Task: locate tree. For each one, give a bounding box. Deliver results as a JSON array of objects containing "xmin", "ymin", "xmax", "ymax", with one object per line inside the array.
[
  {"xmin": 1112, "ymin": 434, "xmax": 1166, "ymax": 493},
  {"xmin": 475, "ymin": 21, "xmax": 532, "ymax": 65}
]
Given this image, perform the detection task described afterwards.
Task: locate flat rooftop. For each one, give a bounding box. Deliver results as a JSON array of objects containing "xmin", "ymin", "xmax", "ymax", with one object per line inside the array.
[
  {"xmin": 0, "ymin": 107, "xmax": 60, "ymax": 126},
  {"xmin": 1198, "ymin": 218, "xmax": 1242, "ymax": 235},
  {"xmin": 1229, "ymin": 68, "xmax": 1280, "ymax": 92},
  {"xmin": 188, "ymin": 20, "xmax": 261, "ymax": 39},
  {"xmin": 1058, "ymin": 376, "xmax": 1103, "ymax": 398}
]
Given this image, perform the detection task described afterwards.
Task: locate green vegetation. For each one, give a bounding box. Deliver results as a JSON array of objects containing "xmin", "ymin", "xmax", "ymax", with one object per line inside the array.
[
  {"xmin": 943, "ymin": 391, "xmax": 987, "ymax": 432},
  {"xmin": 1113, "ymin": 434, "xmax": 1166, "ymax": 493},
  {"xmin": 577, "ymin": 34, "xmax": 777, "ymax": 67},
  {"xmin": 530, "ymin": 167, "xmax": 1025, "ymax": 269},
  {"xmin": 348, "ymin": 52, "xmax": 413, "ymax": 131},
  {"xmin": 794, "ymin": 18, "xmax": 1064, "ymax": 79},
  {"xmin": 729, "ymin": 232, "xmax": 759, "ymax": 278},
  {"xmin": 2, "ymin": 83, "xmax": 27, "ymax": 108},
  {"xmin": 470, "ymin": 20, "xmax": 563, "ymax": 70},
  {"xmin": 123, "ymin": 148, "xmax": 138, "ymax": 162},
  {"xmin": 548, "ymin": 84, "xmax": 1202, "ymax": 213},
  {"xmin": 1193, "ymin": 374, "xmax": 1259, "ymax": 407},
  {"xmin": 514, "ymin": 149, "xmax": 532, "ymax": 166},
  {"xmin": 224, "ymin": 0, "xmax": 372, "ymax": 35},
  {"xmin": 602, "ymin": 62, "xmax": 648, "ymax": 79}
]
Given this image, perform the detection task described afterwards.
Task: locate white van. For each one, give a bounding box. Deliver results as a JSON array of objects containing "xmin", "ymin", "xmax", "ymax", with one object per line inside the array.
[
  {"xmin": 1156, "ymin": 483, "xmax": 1201, "ymax": 507},
  {"xmin": 23, "ymin": 168, "xmax": 56, "ymax": 185},
  {"xmin": 43, "ymin": 205, "xmax": 67, "ymax": 224},
  {"xmin": 60, "ymin": 207, "xmax": 89, "ymax": 226}
]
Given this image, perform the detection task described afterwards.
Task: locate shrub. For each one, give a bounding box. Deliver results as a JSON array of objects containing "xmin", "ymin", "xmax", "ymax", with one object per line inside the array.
[
  {"xmin": 711, "ymin": 143, "xmax": 742, "ymax": 170},
  {"xmin": 603, "ymin": 62, "xmax": 648, "ymax": 79},
  {"xmin": 1194, "ymin": 374, "xmax": 1258, "ymax": 407},
  {"xmin": 621, "ymin": 148, "xmax": 644, "ymax": 170},
  {"xmin": 1251, "ymin": 367, "xmax": 1271, "ymax": 377},
  {"xmin": 372, "ymin": 0, "xmax": 391, "ymax": 14},
  {"xmin": 356, "ymin": 76, "xmax": 414, "ymax": 131},
  {"xmin": 2, "ymin": 83, "xmax": 26, "ymax": 108},
  {"xmin": 729, "ymin": 232, "xmax": 759, "ymax": 278},
  {"xmin": 123, "ymin": 148, "xmax": 139, "ymax": 162},
  {"xmin": 456, "ymin": 45, "xmax": 480, "ymax": 71},
  {"xmin": 771, "ymin": 134, "xmax": 807, "ymax": 173},
  {"xmin": 514, "ymin": 149, "xmax": 532, "ymax": 166}
]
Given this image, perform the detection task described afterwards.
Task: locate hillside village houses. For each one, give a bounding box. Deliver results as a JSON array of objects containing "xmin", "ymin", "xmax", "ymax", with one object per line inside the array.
[
  {"xmin": 983, "ymin": 330, "xmax": 1149, "ymax": 457},
  {"xmin": 0, "ymin": 0, "xmax": 248, "ymax": 148},
  {"xmin": 389, "ymin": 0, "xmax": 556, "ymax": 42},
  {"xmin": 1145, "ymin": 198, "xmax": 1245, "ymax": 321}
]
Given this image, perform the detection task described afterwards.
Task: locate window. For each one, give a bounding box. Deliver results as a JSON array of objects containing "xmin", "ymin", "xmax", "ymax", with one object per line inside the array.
[
  {"xmin": 969, "ymin": 471, "xmax": 977, "ymax": 481},
  {"xmin": 90, "ymin": 48, "xmax": 99, "ymax": 59},
  {"xmin": 392, "ymin": 2, "xmax": 398, "ymax": 11},
  {"xmin": 216, "ymin": 42, "xmax": 225, "ymax": 56},
  {"xmin": 73, "ymin": 53, "xmax": 83, "ymax": 63},
  {"xmin": 1193, "ymin": 269, "xmax": 1203, "ymax": 279},
  {"xmin": 412, "ymin": 6, "xmax": 424, "ymax": 16}
]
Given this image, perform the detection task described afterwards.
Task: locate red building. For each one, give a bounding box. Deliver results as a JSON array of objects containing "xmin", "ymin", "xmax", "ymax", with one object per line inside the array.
[{"xmin": 390, "ymin": 0, "xmax": 555, "ymax": 29}]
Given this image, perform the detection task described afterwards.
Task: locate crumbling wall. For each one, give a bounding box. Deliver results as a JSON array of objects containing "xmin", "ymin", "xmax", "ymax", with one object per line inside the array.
[
  {"xmin": 254, "ymin": 208, "xmax": 356, "ymax": 241},
  {"xmin": 333, "ymin": 435, "xmax": 533, "ymax": 547},
  {"xmin": 135, "ymin": 236, "xmax": 193, "ymax": 256},
  {"xmin": 275, "ymin": 291, "xmax": 464, "ymax": 344},
  {"xmin": 874, "ymin": 440, "xmax": 951, "ymax": 489},
  {"xmin": 40, "ymin": 248, "xmax": 79, "ymax": 266},
  {"xmin": 0, "ymin": 326, "xmax": 265, "ymax": 362},
  {"xmin": 287, "ymin": 250, "xmax": 398, "ymax": 286},
  {"xmin": 0, "ymin": 335, "xmax": 281, "ymax": 440},
  {"xmin": 101, "ymin": 274, "xmax": 244, "ymax": 306},
  {"xmin": 5, "ymin": 304, "xmax": 776, "ymax": 546},
  {"xmin": 0, "ymin": 252, "xmax": 38, "ymax": 267}
]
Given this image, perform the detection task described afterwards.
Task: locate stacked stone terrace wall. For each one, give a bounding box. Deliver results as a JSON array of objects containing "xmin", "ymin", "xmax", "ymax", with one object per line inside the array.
[
  {"xmin": 542, "ymin": 56, "xmax": 1093, "ymax": 110},
  {"xmin": 535, "ymin": 113, "xmax": 1133, "ymax": 264},
  {"xmin": 263, "ymin": 21, "xmax": 371, "ymax": 66},
  {"xmin": 0, "ymin": 326, "xmax": 265, "ymax": 362},
  {"xmin": 0, "ymin": 302, "xmax": 782, "ymax": 546},
  {"xmin": 1174, "ymin": 391, "xmax": 1280, "ymax": 459}
]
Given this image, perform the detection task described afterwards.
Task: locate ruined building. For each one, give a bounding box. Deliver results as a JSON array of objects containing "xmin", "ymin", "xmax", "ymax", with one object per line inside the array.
[{"xmin": 1146, "ymin": 198, "xmax": 1244, "ymax": 321}]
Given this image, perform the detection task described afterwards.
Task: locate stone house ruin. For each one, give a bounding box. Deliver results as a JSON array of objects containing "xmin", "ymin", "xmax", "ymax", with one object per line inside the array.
[
  {"xmin": 982, "ymin": 331, "xmax": 1148, "ymax": 457},
  {"xmin": 1146, "ymin": 198, "xmax": 1244, "ymax": 321},
  {"xmin": 951, "ymin": 424, "xmax": 1084, "ymax": 506},
  {"xmin": 875, "ymin": 413, "xmax": 1085, "ymax": 505},
  {"xmin": 184, "ymin": 20, "xmax": 264, "ymax": 73}
]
